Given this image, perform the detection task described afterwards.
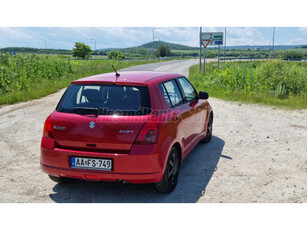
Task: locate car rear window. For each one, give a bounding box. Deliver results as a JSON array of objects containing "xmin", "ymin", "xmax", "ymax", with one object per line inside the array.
[{"xmin": 56, "ymin": 84, "xmax": 151, "ymax": 116}]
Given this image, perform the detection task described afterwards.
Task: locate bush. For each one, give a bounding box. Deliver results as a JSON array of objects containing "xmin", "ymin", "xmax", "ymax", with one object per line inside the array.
[
  {"xmin": 206, "ymin": 51, "xmax": 215, "ymax": 58},
  {"xmin": 281, "ymin": 50, "xmax": 304, "ymax": 59},
  {"xmin": 190, "ymin": 60, "xmax": 307, "ymax": 99},
  {"xmin": 0, "ymin": 54, "xmax": 72, "ymax": 93},
  {"xmin": 71, "ymin": 42, "xmax": 92, "ymax": 59},
  {"xmin": 0, "ymin": 53, "xmax": 10, "ymax": 66},
  {"xmin": 155, "ymin": 45, "xmax": 171, "ymax": 57},
  {"xmin": 107, "ymin": 50, "xmax": 125, "ymax": 59}
]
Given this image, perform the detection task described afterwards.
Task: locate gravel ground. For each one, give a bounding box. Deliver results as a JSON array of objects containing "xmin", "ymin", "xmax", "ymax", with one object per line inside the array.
[{"xmin": 0, "ymin": 59, "xmax": 306, "ymax": 203}]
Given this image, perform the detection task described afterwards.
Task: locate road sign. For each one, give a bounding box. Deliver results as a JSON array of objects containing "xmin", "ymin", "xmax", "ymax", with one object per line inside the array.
[
  {"xmin": 201, "ymin": 40, "xmax": 210, "ymax": 48},
  {"xmin": 201, "ymin": 32, "xmax": 223, "ymax": 46},
  {"xmin": 215, "ymin": 40, "xmax": 223, "ymax": 45}
]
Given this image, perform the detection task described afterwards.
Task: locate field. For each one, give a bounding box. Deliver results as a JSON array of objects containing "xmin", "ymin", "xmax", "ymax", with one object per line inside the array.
[
  {"xmin": 1, "ymin": 52, "xmax": 307, "ymax": 109},
  {"xmin": 3, "ymin": 42, "xmax": 307, "ymax": 60},
  {"xmin": 189, "ymin": 60, "xmax": 307, "ymax": 109},
  {"xmin": 0, "ymin": 53, "xmax": 160, "ymax": 105}
]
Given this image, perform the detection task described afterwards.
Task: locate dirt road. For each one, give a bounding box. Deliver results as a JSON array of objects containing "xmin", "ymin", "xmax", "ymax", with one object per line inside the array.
[{"xmin": 0, "ymin": 59, "xmax": 306, "ymax": 203}]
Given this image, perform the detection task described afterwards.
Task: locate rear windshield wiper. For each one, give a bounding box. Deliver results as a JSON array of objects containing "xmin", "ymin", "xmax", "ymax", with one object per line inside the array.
[{"xmin": 71, "ymin": 107, "xmax": 100, "ymax": 116}]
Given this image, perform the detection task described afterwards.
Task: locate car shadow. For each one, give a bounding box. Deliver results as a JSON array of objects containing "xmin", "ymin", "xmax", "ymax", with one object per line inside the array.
[{"xmin": 49, "ymin": 136, "xmax": 225, "ymax": 203}]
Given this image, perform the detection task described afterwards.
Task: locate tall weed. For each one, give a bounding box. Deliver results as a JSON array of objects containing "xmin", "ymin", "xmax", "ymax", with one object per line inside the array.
[{"xmin": 0, "ymin": 54, "xmax": 72, "ymax": 93}]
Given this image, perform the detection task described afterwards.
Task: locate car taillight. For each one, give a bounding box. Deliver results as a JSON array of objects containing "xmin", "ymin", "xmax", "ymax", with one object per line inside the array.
[
  {"xmin": 43, "ymin": 116, "xmax": 53, "ymax": 139},
  {"xmin": 135, "ymin": 121, "xmax": 159, "ymax": 144}
]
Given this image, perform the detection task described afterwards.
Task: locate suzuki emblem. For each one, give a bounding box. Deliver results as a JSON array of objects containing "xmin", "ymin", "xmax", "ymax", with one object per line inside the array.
[{"xmin": 89, "ymin": 121, "xmax": 95, "ymax": 129}]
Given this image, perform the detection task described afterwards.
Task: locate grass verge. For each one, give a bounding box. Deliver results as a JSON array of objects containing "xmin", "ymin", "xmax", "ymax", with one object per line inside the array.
[{"xmin": 189, "ymin": 60, "xmax": 307, "ymax": 110}]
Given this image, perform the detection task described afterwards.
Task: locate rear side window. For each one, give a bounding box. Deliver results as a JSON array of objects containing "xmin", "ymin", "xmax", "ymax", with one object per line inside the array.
[
  {"xmin": 159, "ymin": 80, "xmax": 183, "ymax": 107},
  {"xmin": 56, "ymin": 84, "xmax": 151, "ymax": 116},
  {"xmin": 159, "ymin": 84, "xmax": 172, "ymax": 107}
]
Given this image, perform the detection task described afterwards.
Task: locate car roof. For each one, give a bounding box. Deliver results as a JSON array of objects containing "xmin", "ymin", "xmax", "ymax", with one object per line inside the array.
[{"xmin": 71, "ymin": 71, "xmax": 183, "ymax": 86}]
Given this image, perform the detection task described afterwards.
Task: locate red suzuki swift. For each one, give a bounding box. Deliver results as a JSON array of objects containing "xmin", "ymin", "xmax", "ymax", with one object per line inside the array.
[{"xmin": 40, "ymin": 71, "xmax": 213, "ymax": 193}]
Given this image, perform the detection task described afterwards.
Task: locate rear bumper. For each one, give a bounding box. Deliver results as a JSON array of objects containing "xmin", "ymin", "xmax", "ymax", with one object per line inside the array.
[
  {"xmin": 40, "ymin": 137, "xmax": 164, "ymax": 184},
  {"xmin": 41, "ymin": 164, "xmax": 163, "ymax": 183}
]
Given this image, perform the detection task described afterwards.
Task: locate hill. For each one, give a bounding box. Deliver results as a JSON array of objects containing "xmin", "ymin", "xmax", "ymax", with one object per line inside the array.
[
  {"xmin": 99, "ymin": 41, "xmax": 303, "ymax": 52},
  {"xmin": 138, "ymin": 41, "xmax": 198, "ymax": 50}
]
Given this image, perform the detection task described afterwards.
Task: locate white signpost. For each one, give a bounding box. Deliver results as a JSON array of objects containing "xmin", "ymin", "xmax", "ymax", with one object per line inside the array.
[{"xmin": 200, "ymin": 32, "xmax": 224, "ymax": 74}]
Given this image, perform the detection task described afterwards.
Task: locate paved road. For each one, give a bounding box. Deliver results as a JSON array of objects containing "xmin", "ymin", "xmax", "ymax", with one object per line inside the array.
[
  {"xmin": 121, "ymin": 59, "xmax": 199, "ymax": 77},
  {"xmin": 0, "ymin": 59, "xmax": 306, "ymax": 203}
]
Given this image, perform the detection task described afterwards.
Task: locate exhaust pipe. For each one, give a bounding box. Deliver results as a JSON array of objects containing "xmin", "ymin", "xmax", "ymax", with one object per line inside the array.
[{"xmin": 118, "ymin": 179, "xmax": 130, "ymax": 184}]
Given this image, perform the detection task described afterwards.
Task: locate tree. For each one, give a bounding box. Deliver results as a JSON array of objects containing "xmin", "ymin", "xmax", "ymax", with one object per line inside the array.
[
  {"xmin": 155, "ymin": 45, "xmax": 171, "ymax": 57},
  {"xmin": 107, "ymin": 50, "xmax": 125, "ymax": 59},
  {"xmin": 282, "ymin": 50, "xmax": 303, "ymax": 59},
  {"xmin": 71, "ymin": 42, "xmax": 92, "ymax": 59}
]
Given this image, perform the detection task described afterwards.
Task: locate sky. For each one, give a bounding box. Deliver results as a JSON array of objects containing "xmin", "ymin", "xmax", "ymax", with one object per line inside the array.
[{"xmin": 0, "ymin": 27, "xmax": 306, "ymax": 50}]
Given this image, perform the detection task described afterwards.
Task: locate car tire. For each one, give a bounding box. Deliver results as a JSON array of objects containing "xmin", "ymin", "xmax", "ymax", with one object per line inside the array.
[
  {"xmin": 201, "ymin": 114, "xmax": 213, "ymax": 144},
  {"xmin": 48, "ymin": 175, "xmax": 67, "ymax": 183},
  {"xmin": 155, "ymin": 147, "xmax": 180, "ymax": 193}
]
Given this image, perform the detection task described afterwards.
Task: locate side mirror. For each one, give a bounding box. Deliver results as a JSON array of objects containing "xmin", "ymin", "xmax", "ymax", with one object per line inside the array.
[{"xmin": 199, "ymin": 91, "xmax": 209, "ymax": 100}]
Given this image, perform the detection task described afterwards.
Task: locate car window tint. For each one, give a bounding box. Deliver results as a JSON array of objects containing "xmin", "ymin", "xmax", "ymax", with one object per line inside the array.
[
  {"xmin": 162, "ymin": 80, "xmax": 183, "ymax": 107},
  {"xmin": 177, "ymin": 77, "xmax": 197, "ymax": 101},
  {"xmin": 57, "ymin": 84, "xmax": 151, "ymax": 116},
  {"xmin": 159, "ymin": 84, "xmax": 172, "ymax": 107}
]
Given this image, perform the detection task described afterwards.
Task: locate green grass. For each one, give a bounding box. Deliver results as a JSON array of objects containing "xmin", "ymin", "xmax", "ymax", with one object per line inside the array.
[
  {"xmin": 0, "ymin": 78, "xmax": 75, "ymax": 104},
  {"xmin": 189, "ymin": 60, "xmax": 307, "ymax": 109},
  {"xmin": 0, "ymin": 54, "xmax": 162, "ymax": 105}
]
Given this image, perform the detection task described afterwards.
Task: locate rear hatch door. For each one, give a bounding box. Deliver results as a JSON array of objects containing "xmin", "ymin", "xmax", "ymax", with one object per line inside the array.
[{"xmin": 51, "ymin": 83, "xmax": 152, "ymax": 152}]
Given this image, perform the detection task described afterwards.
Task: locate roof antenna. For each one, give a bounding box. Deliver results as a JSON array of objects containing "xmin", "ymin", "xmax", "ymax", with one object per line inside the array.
[{"xmin": 112, "ymin": 65, "xmax": 120, "ymax": 78}]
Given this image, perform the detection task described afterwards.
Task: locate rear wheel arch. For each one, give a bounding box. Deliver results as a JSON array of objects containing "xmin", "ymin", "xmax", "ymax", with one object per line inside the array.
[{"xmin": 161, "ymin": 141, "xmax": 182, "ymax": 174}]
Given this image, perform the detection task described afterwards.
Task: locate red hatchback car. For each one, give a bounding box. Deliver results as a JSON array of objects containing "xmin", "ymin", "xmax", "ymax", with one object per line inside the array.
[{"xmin": 40, "ymin": 71, "xmax": 213, "ymax": 193}]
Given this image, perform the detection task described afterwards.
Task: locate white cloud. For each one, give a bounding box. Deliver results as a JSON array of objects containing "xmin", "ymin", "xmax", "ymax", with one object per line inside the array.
[
  {"xmin": 157, "ymin": 27, "xmax": 199, "ymax": 47},
  {"xmin": 299, "ymin": 27, "xmax": 307, "ymax": 35},
  {"xmin": 0, "ymin": 27, "xmax": 35, "ymax": 40},
  {"xmin": 224, "ymin": 27, "xmax": 270, "ymax": 46},
  {"xmin": 227, "ymin": 27, "xmax": 262, "ymax": 38},
  {"xmin": 288, "ymin": 37, "xmax": 306, "ymax": 45}
]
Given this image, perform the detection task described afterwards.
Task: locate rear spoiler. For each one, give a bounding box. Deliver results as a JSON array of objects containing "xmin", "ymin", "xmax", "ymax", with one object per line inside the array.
[{"xmin": 70, "ymin": 81, "xmax": 147, "ymax": 86}]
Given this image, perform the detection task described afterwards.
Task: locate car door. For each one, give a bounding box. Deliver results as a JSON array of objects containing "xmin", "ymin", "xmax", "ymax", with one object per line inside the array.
[
  {"xmin": 159, "ymin": 79, "xmax": 189, "ymax": 148},
  {"xmin": 159, "ymin": 79, "xmax": 197, "ymax": 157},
  {"xmin": 176, "ymin": 77, "xmax": 208, "ymax": 152}
]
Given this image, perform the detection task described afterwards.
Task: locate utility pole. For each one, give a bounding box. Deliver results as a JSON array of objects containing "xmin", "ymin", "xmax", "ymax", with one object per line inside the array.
[
  {"xmin": 224, "ymin": 27, "xmax": 226, "ymax": 61},
  {"xmin": 91, "ymin": 38, "xmax": 96, "ymax": 52},
  {"xmin": 218, "ymin": 45, "xmax": 220, "ymax": 69},
  {"xmin": 199, "ymin": 27, "xmax": 202, "ymax": 72},
  {"xmin": 152, "ymin": 27, "xmax": 160, "ymax": 59},
  {"xmin": 203, "ymin": 46, "xmax": 206, "ymax": 75},
  {"xmin": 272, "ymin": 27, "xmax": 275, "ymax": 59},
  {"xmin": 269, "ymin": 40, "xmax": 271, "ymax": 59},
  {"xmin": 41, "ymin": 39, "xmax": 46, "ymax": 49}
]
